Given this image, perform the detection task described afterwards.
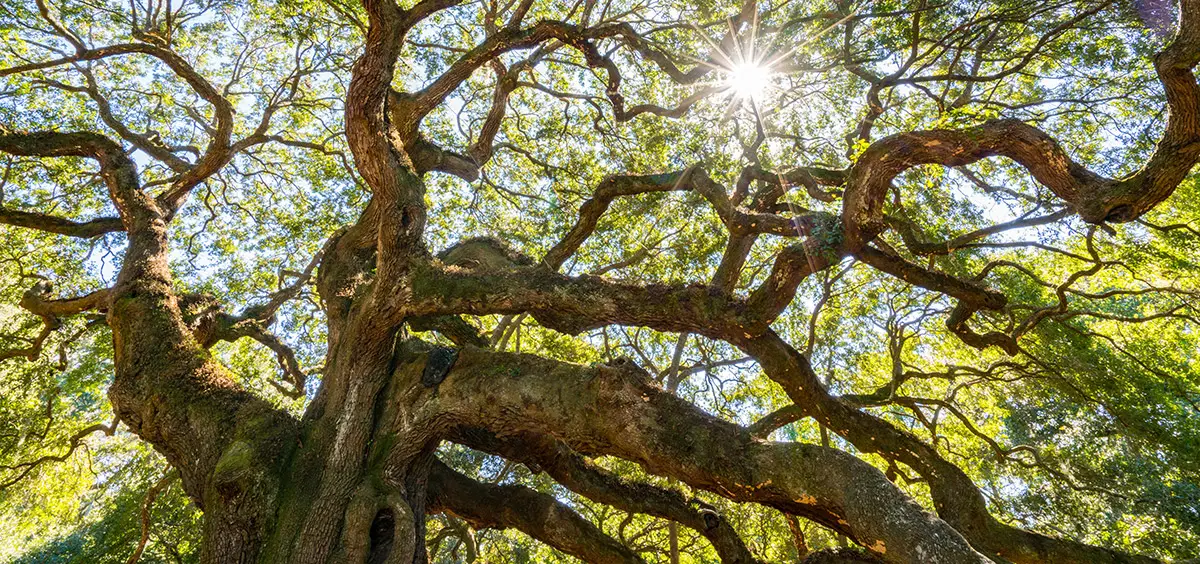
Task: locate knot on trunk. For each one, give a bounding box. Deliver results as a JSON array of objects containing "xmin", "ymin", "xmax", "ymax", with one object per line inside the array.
[
  {"xmin": 689, "ymin": 497, "xmax": 722, "ymax": 531},
  {"xmin": 421, "ymin": 346, "xmax": 459, "ymax": 387},
  {"xmin": 604, "ymin": 356, "xmax": 655, "ymax": 382},
  {"xmin": 438, "ymin": 236, "xmax": 533, "ymax": 270},
  {"xmin": 213, "ymin": 440, "xmax": 261, "ymax": 500}
]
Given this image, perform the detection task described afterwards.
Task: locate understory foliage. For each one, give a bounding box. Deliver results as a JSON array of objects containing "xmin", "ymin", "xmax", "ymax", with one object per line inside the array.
[{"xmin": 1, "ymin": 0, "xmax": 1199, "ymax": 562}]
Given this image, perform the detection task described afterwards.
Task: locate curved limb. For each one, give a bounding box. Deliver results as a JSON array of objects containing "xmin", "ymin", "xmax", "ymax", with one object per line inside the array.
[
  {"xmin": 428, "ymin": 459, "xmax": 645, "ymax": 564},
  {"xmin": 0, "ymin": 126, "xmax": 298, "ymax": 563},
  {"xmin": 452, "ymin": 428, "xmax": 760, "ymax": 564},
  {"xmin": 383, "ymin": 344, "xmax": 990, "ymax": 563},
  {"xmin": 401, "ymin": 262, "xmax": 1165, "ymax": 562},
  {"xmin": 738, "ymin": 330, "xmax": 1160, "ymax": 564},
  {"xmin": 842, "ymin": 0, "xmax": 1200, "ymax": 247}
]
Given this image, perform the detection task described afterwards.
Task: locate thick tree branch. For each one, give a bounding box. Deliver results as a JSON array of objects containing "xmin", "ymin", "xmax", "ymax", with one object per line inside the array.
[
  {"xmin": 0, "ymin": 207, "xmax": 123, "ymax": 238},
  {"xmin": 843, "ymin": 2, "xmax": 1200, "ymax": 249},
  {"xmin": 344, "ymin": 0, "xmax": 428, "ymax": 272},
  {"xmin": 737, "ymin": 331, "xmax": 1159, "ymax": 563},
  {"xmin": 1, "ymin": 282, "xmax": 111, "ymax": 363},
  {"xmin": 854, "ymin": 245, "xmax": 1006, "ymax": 311},
  {"xmin": 428, "ymin": 459, "xmax": 644, "ymax": 564},
  {"xmin": 0, "ymin": 128, "xmax": 152, "ymax": 230},
  {"xmin": 406, "ymin": 257, "xmax": 1158, "ymax": 562},
  {"xmin": 453, "ymin": 429, "xmax": 760, "ymax": 563},
  {"xmin": 0, "ymin": 128, "xmax": 300, "ymax": 564},
  {"xmin": 385, "ymin": 345, "xmax": 989, "ymax": 563}
]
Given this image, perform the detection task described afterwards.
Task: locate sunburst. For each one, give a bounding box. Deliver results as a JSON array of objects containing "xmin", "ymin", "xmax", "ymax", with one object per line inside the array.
[
  {"xmin": 725, "ymin": 61, "xmax": 773, "ymax": 100},
  {"xmin": 686, "ymin": 7, "xmax": 860, "ymax": 115}
]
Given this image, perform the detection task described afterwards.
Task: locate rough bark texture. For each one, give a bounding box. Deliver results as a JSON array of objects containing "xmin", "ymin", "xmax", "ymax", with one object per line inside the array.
[{"xmin": 3, "ymin": 0, "xmax": 1200, "ymax": 562}]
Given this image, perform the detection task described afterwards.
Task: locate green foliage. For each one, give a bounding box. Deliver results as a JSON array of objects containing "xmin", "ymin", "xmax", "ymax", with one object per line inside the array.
[{"xmin": 1, "ymin": 0, "xmax": 1198, "ymax": 561}]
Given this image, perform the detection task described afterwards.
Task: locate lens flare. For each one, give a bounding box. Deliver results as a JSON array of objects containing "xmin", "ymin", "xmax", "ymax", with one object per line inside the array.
[{"xmin": 726, "ymin": 62, "xmax": 771, "ymax": 100}]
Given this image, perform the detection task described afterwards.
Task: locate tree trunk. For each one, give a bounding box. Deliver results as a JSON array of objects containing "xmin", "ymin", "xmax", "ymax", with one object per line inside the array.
[{"xmin": 5, "ymin": 1, "xmax": 1194, "ymax": 562}]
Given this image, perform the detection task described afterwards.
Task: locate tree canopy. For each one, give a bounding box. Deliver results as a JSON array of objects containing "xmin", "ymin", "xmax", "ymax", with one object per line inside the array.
[{"xmin": 1, "ymin": 0, "xmax": 1199, "ymax": 562}]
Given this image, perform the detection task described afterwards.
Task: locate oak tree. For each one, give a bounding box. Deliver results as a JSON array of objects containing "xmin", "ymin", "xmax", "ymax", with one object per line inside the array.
[{"xmin": 2, "ymin": 0, "xmax": 1200, "ymax": 562}]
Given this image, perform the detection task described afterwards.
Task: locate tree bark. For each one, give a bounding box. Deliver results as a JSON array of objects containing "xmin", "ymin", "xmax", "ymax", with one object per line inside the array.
[{"xmin": 4, "ymin": 0, "xmax": 1199, "ymax": 562}]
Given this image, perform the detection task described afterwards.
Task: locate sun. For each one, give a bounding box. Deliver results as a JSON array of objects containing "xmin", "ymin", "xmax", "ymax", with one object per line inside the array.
[{"xmin": 726, "ymin": 62, "xmax": 772, "ymax": 100}]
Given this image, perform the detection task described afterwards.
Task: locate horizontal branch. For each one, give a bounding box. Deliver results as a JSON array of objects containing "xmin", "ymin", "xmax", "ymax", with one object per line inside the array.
[
  {"xmin": 855, "ymin": 245, "xmax": 1006, "ymax": 311},
  {"xmin": 453, "ymin": 429, "xmax": 759, "ymax": 563},
  {"xmin": 1, "ymin": 282, "xmax": 112, "ymax": 364},
  {"xmin": 0, "ymin": 207, "xmax": 123, "ymax": 238},
  {"xmin": 21, "ymin": 283, "xmax": 112, "ymax": 318},
  {"xmin": 0, "ymin": 128, "xmax": 151, "ymax": 230},
  {"xmin": 405, "ymin": 261, "xmax": 760, "ymax": 337},
  {"xmin": 428, "ymin": 459, "xmax": 644, "ymax": 564}
]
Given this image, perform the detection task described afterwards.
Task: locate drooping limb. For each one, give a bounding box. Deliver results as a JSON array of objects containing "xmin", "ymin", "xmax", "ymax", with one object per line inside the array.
[
  {"xmin": 840, "ymin": 0, "xmax": 1200, "ymax": 246},
  {"xmin": 738, "ymin": 330, "xmax": 1161, "ymax": 564}
]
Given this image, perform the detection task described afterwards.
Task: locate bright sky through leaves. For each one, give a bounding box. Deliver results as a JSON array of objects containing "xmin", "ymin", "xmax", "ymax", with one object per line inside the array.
[
  {"xmin": 2, "ymin": 0, "xmax": 1200, "ymax": 561},
  {"xmin": 725, "ymin": 62, "xmax": 772, "ymax": 100}
]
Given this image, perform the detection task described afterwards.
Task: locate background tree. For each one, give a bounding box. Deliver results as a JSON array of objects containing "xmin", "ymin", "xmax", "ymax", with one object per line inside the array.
[{"xmin": 1, "ymin": 0, "xmax": 1199, "ymax": 562}]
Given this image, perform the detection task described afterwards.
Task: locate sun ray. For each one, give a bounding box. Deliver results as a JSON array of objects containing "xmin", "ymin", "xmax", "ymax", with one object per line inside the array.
[
  {"xmin": 763, "ymin": 9, "xmax": 861, "ymax": 70},
  {"xmin": 727, "ymin": 62, "xmax": 772, "ymax": 100},
  {"xmin": 678, "ymin": 5, "xmax": 862, "ymax": 132}
]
